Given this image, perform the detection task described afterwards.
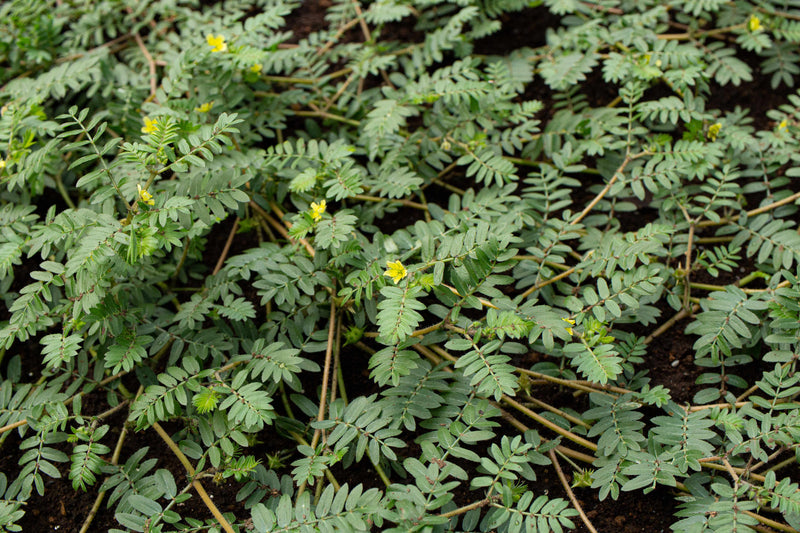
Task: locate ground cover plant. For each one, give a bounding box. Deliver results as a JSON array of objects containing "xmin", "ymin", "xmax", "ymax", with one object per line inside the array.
[{"xmin": 4, "ymin": 0, "xmax": 800, "ymax": 531}]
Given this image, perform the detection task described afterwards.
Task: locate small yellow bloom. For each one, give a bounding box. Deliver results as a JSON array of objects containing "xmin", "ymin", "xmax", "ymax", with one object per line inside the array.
[
  {"xmin": 383, "ymin": 260, "xmax": 408, "ymax": 284},
  {"xmin": 141, "ymin": 117, "xmax": 158, "ymax": 134},
  {"xmin": 779, "ymin": 118, "xmax": 788, "ymax": 130},
  {"xmin": 562, "ymin": 317, "xmax": 576, "ymax": 336},
  {"xmin": 707, "ymin": 122, "xmax": 722, "ymax": 141},
  {"xmin": 194, "ymin": 101, "xmax": 214, "ymax": 113},
  {"xmin": 384, "ymin": 260, "xmax": 408, "ymax": 284},
  {"xmin": 310, "ymin": 200, "xmax": 326, "ymax": 221},
  {"xmin": 0, "ymin": 160, "xmax": 5, "ymax": 170},
  {"xmin": 137, "ymin": 184, "xmax": 155, "ymax": 206},
  {"xmin": 206, "ymin": 34, "xmax": 227, "ymax": 53},
  {"xmin": 250, "ymin": 64, "xmax": 262, "ymax": 74},
  {"xmin": 748, "ymin": 15, "xmax": 761, "ymax": 32}
]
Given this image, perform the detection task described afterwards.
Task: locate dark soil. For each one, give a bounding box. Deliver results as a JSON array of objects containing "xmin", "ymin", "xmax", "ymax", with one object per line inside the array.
[{"xmin": 10, "ymin": 422, "xmax": 247, "ymax": 532}]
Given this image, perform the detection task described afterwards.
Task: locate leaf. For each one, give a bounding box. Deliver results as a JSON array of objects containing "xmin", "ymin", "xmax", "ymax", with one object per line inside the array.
[
  {"xmin": 564, "ymin": 341, "xmax": 622, "ymax": 385},
  {"xmin": 449, "ymin": 337, "xmax": 518, "ymax": 400},
  {"xmin": 377, "ymin": 285, "xmax": 426, "ymax": 344}
]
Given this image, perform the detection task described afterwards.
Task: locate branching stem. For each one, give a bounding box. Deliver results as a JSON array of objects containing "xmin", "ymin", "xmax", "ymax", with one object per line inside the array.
[
  {"xmin": 549, "ymin": 448, "xmax": 598, "ymax": 533},
  {"xmin": 152, "ymin": 422, "xmax": 235, "ymax": 533}
]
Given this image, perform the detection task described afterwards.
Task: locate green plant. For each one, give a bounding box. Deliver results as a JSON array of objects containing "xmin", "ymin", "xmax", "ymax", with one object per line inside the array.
[{"xmin": 3, "ymin": 0, "xmax": 800, "ymax": 532}]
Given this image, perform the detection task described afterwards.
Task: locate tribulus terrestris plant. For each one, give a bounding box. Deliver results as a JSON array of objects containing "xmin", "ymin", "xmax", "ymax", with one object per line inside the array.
[{"xmin": 3, "ymin": 0, "xmax": 800, "ymax": 532}]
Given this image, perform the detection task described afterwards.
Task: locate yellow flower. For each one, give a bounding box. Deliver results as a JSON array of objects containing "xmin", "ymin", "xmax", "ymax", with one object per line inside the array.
[
  {"xmin": 194, "ymin": 101, "xmax": 214, "ymax": 113},
  {"xmin": 707, "ymin": 122, "xmax": 722, "ymax": 141},
  {"xmin": 310, "ymin": 200, "xmax": 326, "ymax": 221},
  {"xmin": 206, "ymin": 34, "xmax": 227, "ymax": 53},
  {"xmin": 0, "ymin": 160, "xmax": 5, "ymax": 170},
  {"xmin": 250, "ymin": 64, "xmax": 262, "ymax": 74},
  {"xmin": 562, "ymin": 317, "xmax": 576, "ymax": 336},
  {"xmin": 141, "ymin": 117, "xmax": 158, "ymax": 134},
  {"xmin": 748, "ymin": 15, "xmax": 761, "ymax": 32},
  {"xmin": 384, "ymin": 260, "xmax": 408, "ymax": 284},
  {"xmin": 779, "ymin": 118, "xmax": 788, "ymax": 130},
  {"xmin": 137, "ymin": 184, "xmax": 155, "ymax": 206}
]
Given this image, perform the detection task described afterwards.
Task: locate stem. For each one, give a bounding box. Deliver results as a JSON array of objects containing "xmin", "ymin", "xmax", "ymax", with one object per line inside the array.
[
  {"xmin": 701, "ymin": 460, "xmax": 766, "ymax": 483},
  {"xmin": 412, "ymin": 345, "xmax": 599, "ymax": 466},
  {"xmin": 316, "ymin": 18, "xmax": 362, "ymax": 56},
  {"xmin": 697, "ymin": 189, "xmax": 800, "ymax": 228},
  {"xmin": 429, "ymin": 177, "xmax": 466, "ymax": 195},
  {"xmin": 133, "ymin": 32, "xmax": 158, "ymax": 99},
  {"xmin": 0, "ymin": 419, "xmax": 27, "ymax": 434},
  {"xmin": 416, "ymin": 188, "xmax": 432, "ymax": 222},
  {"xmin": 579, "ymin": 1, "xmax": 622, "ymax": 14},
  {"xmin": 170, "ymin": 236, "xmax": 191, "ymax": 280},
  {"xmin": 78, "ymin": 422, "xmax": 128, "ymax": 533},
  {"xmin": 764, "ymin": 455, "xmax": 798, "ymax": 475},
  {"xmin": 372, "ymin": 458, "xmax": 391, "ymax": 487},
  {"xmin": 514, "ymin": 255, "xmax": 573, "ymax": 271},
  {"xmin": 440, "ymin": 497, "xmax": 495, "ymax": 518},
  {"xmin": 314, "ymin": 478, "xmax": 324, "ymax": 505},
  {"xmin": 0, "ymin": 370, "xmax": 129, "ymax": 435},
  {"xmin": 152, "ymin": 422, "xmax": 235, "ymax": 533},
  {"xmin": 313, "ymin": 298, "xmax": 337, "ymax": 445},
  {"xmin": 329, "ymin": 319, "xmax": 342, "ymax": 409},
  {"xmin": 518, "ymin": 266, "xmax": 577, "ymax": 300},
  {"xmin": 71, "ymin": 113, "xmax": 132, "ymax": 212},
  {"xmin": 351, "ymin": 194, "xmax": 427, "ymax": 210},
  {"xmin": 321, "ymin": 74, "xmax": 356, "ymax": 113},
  {"xmin": 260, "ymin": 75, "xmax": 317, "ymax": 85},
  {"xmin": 503, "ymin": 396, "xmax": 598, "ymax": 452},
  {"xmin": 335, "ymin": 357, "xmax": 348, "ymax": 406},
  {"xmin": 750, "ymin": 447, "xmax": 789, "ymax": 474},
  {"xmin": 293, "ymin": 109, "xmax": 360, "ymax": 127},
  {"xmin": 657, "ymin": 23, "xmax": 747, "ymax": 41},
  {"xmin": 249, "ymin": 200, "xmax": 316, "ymax": 257},
  {"xmin": 745, "ymin": 511, "xmax": 799, "ymax": 533},
  {"xmin": 737, "ymin": 270, "xmax": 770, "ymax": 287},
  {"xmin": 287, "ymin": 430, "xmax": 341, "ymax": 490},
  {"xmin": 279, "ymin": 381, "xmax": 295, "ymax": 420},
  {"xmin": 442, "ymin": 283, "xmax": 498, "ymax": 309},
  {"xmin": 516, "ymin": 367, "xmax": 632, "ymax": 395},
  {"xmin": 549, "ymin": 449, "xmax": 598, "ymax": 533},
  {"xmin": 689, "ymin": 281, "xmax": 726, "ymax": 292},
  {"xmin": 424, "ymin": 341, "xmax": 630, "ymax": 397},
  {"xmin": 683, "ymin": 222, "xmax": 695, "ymax": 309},
  {"xmin": 688, "ymin": 401, "xmax": 749, "ymax": 412},
  {"xmin": 644, "ymin": 304, "xmax": 699, "ymax": 345},
  {"xmin": 211, "ymin": 217, "xmax": 239, "ymax": 276},
  {"xmin": 297, "ymin": 297, "xmax": 337, "ymax": 500},
  {"xmin": 411, "ymin": 321, "xmax": 444, "ymax": 338},
  {"xmin": 524, "ymin": 395, "xmax": 591, "ymax": 429},
  {"xmin": 54, "ymin": 170, "xmax": 77, "ymax": 209},
  {"xmin": 570, "ymin": 153, "xmax": 641, "ymax": 226},
  {"xmin": 352, "ymin": 1, "xmax": 372, "ymax": 42},
  {"xmin": 695, "ymin": 236, "xmax": 734, "ymax": 243}
]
